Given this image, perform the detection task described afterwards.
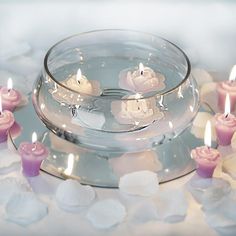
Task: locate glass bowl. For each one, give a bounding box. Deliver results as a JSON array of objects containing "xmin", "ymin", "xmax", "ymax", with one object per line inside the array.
[{"xmin": 32, "ymin": 29, "xmax": 199, "ymax": 153}]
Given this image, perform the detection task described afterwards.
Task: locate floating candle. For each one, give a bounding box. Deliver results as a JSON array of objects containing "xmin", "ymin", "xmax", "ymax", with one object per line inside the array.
[
  {"xmin": 191, "ymin": 120, "xmax": 221, "ymax": 178},
  {"xmin": 0, "ymin": 78, "xmax": 22, "ymax": 111},
  {"xmin": 215, "ymin": 93, "xmax": 236, "ymax": 146},
  {"xmin": 111, "ymin": 94, "xmax": 164, "ymax": 126},
  {"xmin": 50, "ymin": 68, "xmax": 101, "ymax": 104},
  {"xmin": 0, "ymin": 96, "xmax": 15, "ymax": 142},
  {"xmin": 65, "ymin": 69, "xmax": 93, "ymax": 94},
  {"xmin": 18, "ymin": 132, "xmax": 49, "ymax": 177},
  {"xmin": 217, "ymin": 65, "xmax": 236, "ymax": 111},
  {"xmin": 119, "ymin": 63, "xmax": 166, "ymax": 93}
]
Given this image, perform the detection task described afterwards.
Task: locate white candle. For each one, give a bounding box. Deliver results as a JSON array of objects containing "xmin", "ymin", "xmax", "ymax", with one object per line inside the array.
[
  {"xmin": 119, "ymin": 63, "xmax": 165, "ymax": 93},
  {"xmin": 111, "ymin": 95, "xmax": 164, "ymax": 126},
  {"xmin": 63, "ymin": 69, "xmax": 93, "ymax": 94}
]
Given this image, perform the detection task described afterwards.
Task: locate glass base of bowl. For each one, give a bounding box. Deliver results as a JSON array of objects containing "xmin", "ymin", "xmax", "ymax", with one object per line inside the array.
[{"xmin": 10, "ymin": 101, "xmax": 216, "ymax": 187}]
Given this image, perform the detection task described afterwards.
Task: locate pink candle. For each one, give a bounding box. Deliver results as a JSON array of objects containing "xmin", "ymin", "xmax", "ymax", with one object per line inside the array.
[
  {"xmin": 18, "ymin": 132, "xmax": 49, "ymax": 177},
  {"xmin": 0, "ymin": 78, "xmax": 21, "ymax": 112},
  {"xmin": 215, "ymin": 93, "xmax": 236, "ymax": 146},
  {"xmin": 0, "ymin": 96, "xmax": 15, "ymax": 142},
  {"xmin": 217, "ymin": 65, "xmax": 236, "ymax": 112},
  {"xmin": 191, "ymin": 121, "xmax": 221, "ymax": 178}
]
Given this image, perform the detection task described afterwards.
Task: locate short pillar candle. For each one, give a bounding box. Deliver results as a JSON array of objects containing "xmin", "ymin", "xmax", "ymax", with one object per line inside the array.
[
  {"xmin": 18, "ymin": 132, "xmax": 49, "ymax": 177},
  {"xmin": 191, "ymin": 121, "xmax": 221, "ymax": 178}
]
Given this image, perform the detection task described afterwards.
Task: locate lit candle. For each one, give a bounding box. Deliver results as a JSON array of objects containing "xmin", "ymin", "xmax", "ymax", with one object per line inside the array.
[
  {"xmin": 0, "ymin": 96, "xmax": 15, "ymax": 142},
  {"xmin": 0, "ymin": 78, "xmax": 22, "ymax": 111},
  {"xmin": 111, "ymin": 94, "xmax": 164, "ymax": 126},
  {"xmin": 217, "ymin": 65, "xmax": 236, "ymax": 111},
  {"xmin": 191, "ymin": 120, "xmax": 221, "ymax": 178},
  {"xmin": 215, "ymin": 93, "xmax": 236, "ymax": 146},
  {"xmin": 63, "ymin": 69, "xmax": 93, "ymax": 94},
  {"xmin": 119, "ymin": 63, "xmax": 166, "ymax": 93},
  {"xmin": 18, "ymin": 132, "xmax": 49, "ymax": 177}
]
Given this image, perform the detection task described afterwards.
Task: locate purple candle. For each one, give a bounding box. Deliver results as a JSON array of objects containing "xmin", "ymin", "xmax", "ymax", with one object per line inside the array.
[
  {"xmin": 0, "ymin": 78, "xmax": 22, "ymax": 112},
  {"xmin": 191, "ymin": 121, "xmax": 221, "ymax": 178},
  {"xmin": 215, "ymin": 93, "xmax": 236, "ymax": 146},
  {"xmin": 18, "ymin": 132, "xmax": 49, "ymax": 177},
  {"xmin": 217, "ymin": 65, "xmax": 236, "ymax": 112},
  {"xmin": 0, "ymin": 96, "xmax": 15, "ymax": 142}
]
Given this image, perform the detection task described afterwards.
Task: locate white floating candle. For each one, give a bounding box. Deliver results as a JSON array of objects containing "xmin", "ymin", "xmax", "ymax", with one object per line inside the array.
[
  {"xmin": 111, "ymin": 95, "xmax": 164, "ymax": 126},
  {"xmin": 63, "ymin": 69, "xmax": 95, "ymax": 94},
  {"xmin": 119, "ymin": 63, "xmax": 166, "ymax": 93}
]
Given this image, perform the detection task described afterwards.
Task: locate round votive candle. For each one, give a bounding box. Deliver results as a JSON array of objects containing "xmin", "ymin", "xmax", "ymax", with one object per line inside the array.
[
  {"xmin": 0, "ymin": 78, "xmax": 21, "ymax": 112},
  {"xmin": 215, "ymin": 93, "xmax": 236, "ymax": 146},
  {"xmin": 191, "ymin": 146, "xmax": 220, "ymax": 178},
  {"xmin": 215, "ymin": 113, "xmax": 236, "ymax": 146},
  {"xmin": 18, "ymin": 132, "xmax": 49, "ymax": 177}
]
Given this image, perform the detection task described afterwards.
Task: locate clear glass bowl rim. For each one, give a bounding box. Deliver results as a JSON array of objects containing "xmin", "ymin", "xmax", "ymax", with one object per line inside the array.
[{"xmin": 44, "ymin": 29, "xmax": 191, "ymax": 101}]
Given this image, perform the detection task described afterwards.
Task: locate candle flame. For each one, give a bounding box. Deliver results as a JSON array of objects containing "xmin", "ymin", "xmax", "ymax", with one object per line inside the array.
[
  {"xmin": 224, "ymin": 93, "xmax": 231, "ymax": 117},
  {"xmin": 204, "ymin": 120, "xmax": 212, "ymax": 148},
  {"xmin": 0, "ymin": 96, "xmax": 2, "ymax": 114},
  {"xmin": 134, "ymin": 93, "xmax": 142, "ymax": 100},
  {"xmin": 139, "ymin": 63, "xmax": 144, "ymax": 75},
  {"xmin": 7, "ymin": 78, "xmax": 13, "ymax": 91},
  {"xmin": 76, "ymin": 68, "xmax": 82, "ymax": 82},
  {"xmin": 168, "ymin": 121, "xmax": 173, "ymax": 129},
  {"xmin": 64, "ymin": 153, "xmax": 75, "ymax": 175},
  {"xmin": 32, "ymin": 132, "xmax": 37, "ymax": 143},
  {"xmin": 229, "ymin": 65, "xmax": 236, "ymax": 82}
]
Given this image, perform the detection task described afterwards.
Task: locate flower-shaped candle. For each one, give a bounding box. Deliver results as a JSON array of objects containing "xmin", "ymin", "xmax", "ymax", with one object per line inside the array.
[
  {"xmin": 215, "ymin": 93, "xmax": 236, "ymax": 146},
  {"xmin": 119, "ymin": 63, "xmax": 166, "ymax": 93},
  {"xmin": 191, "ymin": 120, "xmax": 221, "ymax": 178},
  {"xmin": 18, "ymin": 132, "xmax": 49, "ymax": 177},
  {"xmin": 111, "ymin": 94, "xmax": 164, "ymax": 126},
  {"xmin": 0, "ymin": 96, "xmax": 15, "ymax": 142},
  {"xmin": 50, "ymin": 68, "xmax": 101, "ymax": 104},
  {"xmin": 0, "ymin": 78, "xmax": 22, "ymax": 111},
  {"xmin": 217, "ymin": 65, "xmax": 236, "ymax": 111}
]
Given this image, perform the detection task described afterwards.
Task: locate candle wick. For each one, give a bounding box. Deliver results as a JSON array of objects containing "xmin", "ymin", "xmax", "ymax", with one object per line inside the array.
[
  {"xmin": 140, "ymin": 71, "xmax": 144, "ymax": 76},
  {"xmin": 225, "ymin": 113, "xmax": 229, "ymax": 118},
  {"xmin": 32, "ymin": 142, "xmax": 37, "ymax": 151}
]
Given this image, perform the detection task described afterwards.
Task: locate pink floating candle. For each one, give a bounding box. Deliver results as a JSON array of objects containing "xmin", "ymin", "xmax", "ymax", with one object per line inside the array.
[
  {"xmin": 217, "ymin": 65, "xmax": 236, "ymax": 112},
  {"xmin": 18, "ymin": 132, "xmax": 49, "ymax": 177},
  {"xmin": 215, "ymin": 93, "xmax": 236, "ymax": 146},
  {"xmin": 191, "ymin": 120, "xmax": 221, "ymax": 178},
  {"xmin": 0, "ymin": 78, "xmax": 22, "ymax": 112},
  {"xmin": 0, "ymin": 96, "xmax": 15, "ymax": 142}
]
